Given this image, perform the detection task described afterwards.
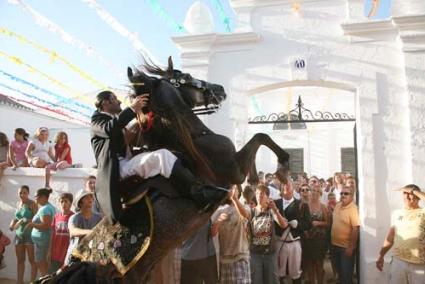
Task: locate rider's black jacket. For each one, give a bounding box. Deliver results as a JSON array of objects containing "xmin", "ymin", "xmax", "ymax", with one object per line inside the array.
[{"xmin": 90, "ymin": 107, "xmax": 136, "ymax": 221}]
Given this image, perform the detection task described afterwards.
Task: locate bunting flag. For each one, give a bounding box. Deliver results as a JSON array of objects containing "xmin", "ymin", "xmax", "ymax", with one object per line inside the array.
[
  {"xmin": 251, "ymin": 96, "xmax": 262, "ymax": 115},
  {"xmin": 211, "ymin": 0, "xmax": 231, "ymax": 32},
  {"xmin": 7, "ymin": 0, "xmax": 124, "ymax": 80},
  {"xmin": 0, "ymin": 83, "xmax": 91, "ymax": 124},
  {"xmin": 0, "ymin": 50, "xmax": 93, "ymax": 104},
  {"xmin": 0, "ymin": 69, "xmax": 94, "ymax": 114},
  {"xmin": 367, "ymin": 0, "xmax": 380, "ymax": 18},
  {"xmin": 0, "ymin": 27, "xmax": 108, "ymax": 90},
  {"xmin": 81, "ymin": 0, "xmax": 162, "ymax": 65},
  {"xmin": 145, "ymin": 0, "xmax": 186, "ymax": 33}
]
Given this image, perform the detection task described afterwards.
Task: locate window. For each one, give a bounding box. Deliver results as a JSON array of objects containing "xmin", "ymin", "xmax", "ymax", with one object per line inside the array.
[
  {"xmin": 341, "ymin": 147, "xmax": 356, "ymax": 176},
  {"xmin": 284, "ymin": 148, "xmax": 304, "ymax": 179}
]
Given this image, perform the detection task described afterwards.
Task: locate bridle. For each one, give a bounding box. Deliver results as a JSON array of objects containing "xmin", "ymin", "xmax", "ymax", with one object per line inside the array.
[{"xmin": 167, "ymin": 75, "xmax": 222, "ymax": 115}]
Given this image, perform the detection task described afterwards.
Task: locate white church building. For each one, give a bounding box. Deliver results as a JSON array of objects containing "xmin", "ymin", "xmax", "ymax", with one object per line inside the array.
[
  {"xmin": 174, "ymin": 0, "xmax": 425, "ymax": 283},
  {"xmin": 1, "ymin": 0, "xmax": 425, "ymax": 282}
]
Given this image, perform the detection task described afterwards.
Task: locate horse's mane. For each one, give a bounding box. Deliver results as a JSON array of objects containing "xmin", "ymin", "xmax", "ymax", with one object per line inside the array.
[
  {"xmin": 142, "ymin": 61, "xmax": 169, "ymax": 77},
  {"xmin": 131, "ymin": 62, "xmax": 216, "ymax": 182}
]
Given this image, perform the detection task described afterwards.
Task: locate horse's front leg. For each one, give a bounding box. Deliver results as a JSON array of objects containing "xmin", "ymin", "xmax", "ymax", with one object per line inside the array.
[{"xmin": 235, "ymin": 133, "xmax": 290, "ymax": 183}]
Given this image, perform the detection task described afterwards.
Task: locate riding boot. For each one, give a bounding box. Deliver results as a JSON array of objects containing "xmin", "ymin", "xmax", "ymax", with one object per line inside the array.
[{"xmin": 169, "ymin": 160, "xmax": 228, "ymax": 210}]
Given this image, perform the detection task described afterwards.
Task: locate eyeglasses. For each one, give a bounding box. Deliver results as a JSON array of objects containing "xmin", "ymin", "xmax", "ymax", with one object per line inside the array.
[{"xmin": 340, "ymin": 192, "xmax": 351, "ymax": 196}]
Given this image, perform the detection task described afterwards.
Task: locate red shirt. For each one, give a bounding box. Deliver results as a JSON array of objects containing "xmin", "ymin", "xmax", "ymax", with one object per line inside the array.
[
  {"xmin": 55, "ymin": 143, "xmax": 72, "ymax": 164},
  {"xmin": 50, "ymin": 212, "xmax": 74, "ymax": 263}
]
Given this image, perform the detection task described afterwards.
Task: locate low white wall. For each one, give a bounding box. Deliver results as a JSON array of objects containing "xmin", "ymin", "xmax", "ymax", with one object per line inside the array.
[{"xmin": 0, "ymin": 167, "xmax": 96, "ymax": 281}]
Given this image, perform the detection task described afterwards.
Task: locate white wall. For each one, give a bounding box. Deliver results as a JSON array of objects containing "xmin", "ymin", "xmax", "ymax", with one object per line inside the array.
[
  {"xmin": 173, "ymin": 0, "xmax": 425, "ymax": 283},
  {"xmin": 0, "ymin": 167, "xmax": 96, "ymax": 281},
  {"xmin": 0, "ymin": 105, "xmax": 96, "ymax": 167}
]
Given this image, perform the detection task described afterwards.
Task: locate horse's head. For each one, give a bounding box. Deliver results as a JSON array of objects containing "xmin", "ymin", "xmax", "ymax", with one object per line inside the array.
[{"xmin": 127, "ymin": 57, "xmax": 226, "ymax": 115}]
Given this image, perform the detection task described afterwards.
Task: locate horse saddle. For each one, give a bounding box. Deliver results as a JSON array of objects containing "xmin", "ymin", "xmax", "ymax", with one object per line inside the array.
[{"xmin": 72, "ymin": 176, "xmax": 179, "ymax": 276}]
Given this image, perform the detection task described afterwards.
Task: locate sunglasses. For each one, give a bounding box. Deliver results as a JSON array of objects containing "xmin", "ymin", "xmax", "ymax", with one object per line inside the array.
[
  {"xmin": 301, "ymin": 188, "xmax": 310, "ymax": 192},
  {"xmin": 340, "ymin": 192, "xmax": 351, "ymax": 196}
]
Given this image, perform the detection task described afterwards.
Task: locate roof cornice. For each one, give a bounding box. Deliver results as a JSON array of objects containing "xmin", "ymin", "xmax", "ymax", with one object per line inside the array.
[{"xmin": 341, "ymin": 14, "xmax": 425, "ymax": 52}]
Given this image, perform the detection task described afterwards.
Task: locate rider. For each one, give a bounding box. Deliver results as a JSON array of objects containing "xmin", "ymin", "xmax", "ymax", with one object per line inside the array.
[{"xmin": 91, "ymin": 90, "xmax": 227, "ymax": 221}]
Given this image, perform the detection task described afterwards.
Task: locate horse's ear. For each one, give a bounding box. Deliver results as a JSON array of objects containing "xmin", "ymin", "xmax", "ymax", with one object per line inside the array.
[
  {"xmin": 127, "ymin": 67, "xmax": 134, "ymax": 80},
  {"xmin": 167, "ymin": 56, "xmax": 174, "ymax": 77}
]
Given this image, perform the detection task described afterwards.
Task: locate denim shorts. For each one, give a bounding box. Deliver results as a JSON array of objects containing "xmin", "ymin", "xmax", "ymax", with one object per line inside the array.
[
  {"xmin": 14, "ymin": 234, "xmax": 34, "ymax": 246},
  {"xmin": 33, "ymin": 238, "xmax": 50, "ymax": 262}
]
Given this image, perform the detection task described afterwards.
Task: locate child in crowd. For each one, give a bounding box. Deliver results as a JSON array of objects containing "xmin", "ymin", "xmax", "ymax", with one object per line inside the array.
[
  {"xmin": 26, "ymin": 127, "xmax": 55, "ymax": 187},
  {"xmin": 0, "ymin": 132, "xmax": 9, "ymax": 170},
  {"xmin": 0, "ymin": 229, "xmax": 11, "ymax": 269},
  {"xmin": 26, "ymin": 127, "xmax": 54, "ymax": 168},
  {"xmin": 49, "ymin": 193, "xmax": 74, "ymax": 273},
  {"xmin": 51, "ymin": 131, "xmax": 72, "ymax": 170},
  {"xmin": 45, "ymin": 131, "xmax": 73, "ymax": 187},
  {"xmin": 9, "ymin": 128, "xmax": 30, "ymax": 168},
  {"xmin": 327, "ymin": 192, "xmax": 337, "ymax": 213}
]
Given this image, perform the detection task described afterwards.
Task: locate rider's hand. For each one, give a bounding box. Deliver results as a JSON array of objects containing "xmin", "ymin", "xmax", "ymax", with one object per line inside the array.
[{"xmin": 130, "ymin": 94, "xmax": 149, "ymax": 113}]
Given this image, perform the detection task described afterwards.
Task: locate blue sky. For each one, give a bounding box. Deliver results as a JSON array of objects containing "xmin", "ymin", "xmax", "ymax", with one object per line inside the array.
[{"xmin": 0, "ymin": 0, "xmax": 391, "ymax": 121}]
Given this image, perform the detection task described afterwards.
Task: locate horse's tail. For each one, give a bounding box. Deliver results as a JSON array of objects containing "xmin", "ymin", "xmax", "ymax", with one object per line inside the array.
[{"xmin": 174, "ymin": 116, "xmax": 216, "ymax": 182}]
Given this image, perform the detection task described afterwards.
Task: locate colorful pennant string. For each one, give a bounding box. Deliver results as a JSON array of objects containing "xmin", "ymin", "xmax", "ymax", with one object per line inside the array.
[
  {"xmin": 211, "ymin": 0, "xmax": 231, "ymax": 32},
  {"xmin": 367, "ymin": 0, "xmax": 380, "ymax": 18},
  {"xmin": 7, "ymin": 0, "xmax": 124, "ymax": 80},
  {"xmin": 0, "ymin": 69, "xmax": 94, "ymax": 113},
  {"xmin": 0, "ymin": 27, "xmax": 108, "ymax": 90},
  {"xmin": 0, "ymin": 83, "xmax": 91, "ymax": 124},
  {"xmin": 5, "ymin": 96, "xmax": 90, "ymax": 125},
  {"xmin": 81, "ymin": 0, "xmax": 162, "ymax": 65},
  {"xmin": 145, "ymin": 0, "xmax": 186, "ymax": 33},
  {"xmin": 0, "ymin": 50, "xmax": 92, "ymax": 104}
]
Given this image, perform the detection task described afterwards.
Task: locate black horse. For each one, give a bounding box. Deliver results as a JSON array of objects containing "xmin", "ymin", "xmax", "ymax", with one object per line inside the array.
[{"xmin": 44, "ymin": 57, "xmax": 289, "ymax": 283}]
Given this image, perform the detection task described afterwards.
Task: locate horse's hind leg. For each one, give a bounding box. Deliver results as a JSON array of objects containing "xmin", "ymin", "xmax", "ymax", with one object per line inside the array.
[{"xmin": 235, "ymin": 133, "xmax": 290, "ymax": 183}]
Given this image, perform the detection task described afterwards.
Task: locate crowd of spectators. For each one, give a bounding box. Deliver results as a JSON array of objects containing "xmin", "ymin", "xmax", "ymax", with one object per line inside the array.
[
  {"xmin": 0, "ymin": 126, "xmax": 423, "ymax": 284},
  {"xmin": 3, "ymin": 176, "xmax": 102, "ymax": 284}
]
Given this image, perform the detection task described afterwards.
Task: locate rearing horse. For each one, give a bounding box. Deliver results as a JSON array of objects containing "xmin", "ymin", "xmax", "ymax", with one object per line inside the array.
[
  {"xmin": 128, "ymin": 57, "xmax": 290, "ymax": 187},
  {"xmin": 44, "ymin": 57, "xmax": 290, "ymax": 283}
]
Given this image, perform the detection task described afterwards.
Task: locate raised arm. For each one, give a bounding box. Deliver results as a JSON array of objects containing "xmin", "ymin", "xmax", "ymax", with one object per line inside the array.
[
  {"xmin": 91, "ymin": 107, "xmax": 136, "ymax": 139},
  {"xmin": 268, "ymin": 198, "xmax": 288, "ymax": 229},
  {"xmin": 230, "ymin": 191, "xmax": 250, "ymax": 220},
  {"xmin": 411, "ymin": 189, "xmax": 425, "ymax": 201}
]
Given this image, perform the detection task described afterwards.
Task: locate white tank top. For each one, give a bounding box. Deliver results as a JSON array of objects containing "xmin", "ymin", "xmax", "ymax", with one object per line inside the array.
[{"xmin": 31, "ymin": 139, "xmax": 52, "ymax": 162}]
